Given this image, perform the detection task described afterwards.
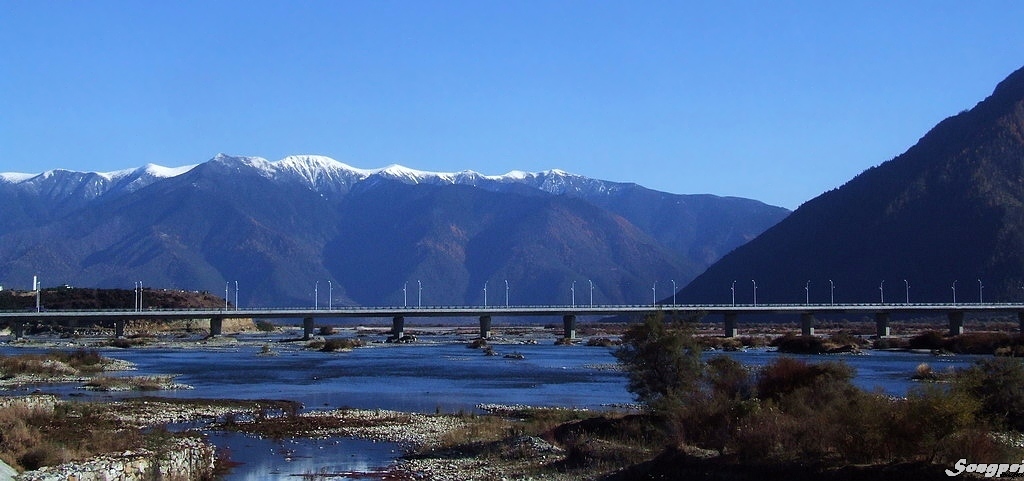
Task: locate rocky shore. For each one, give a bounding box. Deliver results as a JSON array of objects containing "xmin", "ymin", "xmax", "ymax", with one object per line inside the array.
[{"xmin": 14, "ymin": 437, "xmax": 215, "ymax": 481}]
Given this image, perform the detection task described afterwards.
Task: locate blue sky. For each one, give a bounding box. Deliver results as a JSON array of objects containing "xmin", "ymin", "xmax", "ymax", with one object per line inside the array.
[{"xmin": 1, "ymin": 1, "xmax": 1022, "ymax": 209}]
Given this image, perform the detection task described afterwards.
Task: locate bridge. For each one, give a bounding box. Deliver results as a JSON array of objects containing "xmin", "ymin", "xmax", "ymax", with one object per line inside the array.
[{"xmin": 3, "ymin": 302, "xmax": 1024, "ymax": 340}]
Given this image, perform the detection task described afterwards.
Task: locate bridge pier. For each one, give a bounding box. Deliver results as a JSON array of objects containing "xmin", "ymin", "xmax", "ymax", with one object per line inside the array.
[
  {"xmin": 875, "ymin": 312, "xmax": 890, "ymax": 337},
  {"xmin": 562, "ymin": 314, "xmax": 576, "ymax": 340},
  {"xmin": 391, "ymin": 316, "xmax": 405, "ymax": 340},
  {"xmin": 209, "ymin": 317, "xmax": 223, "ymax": 337},
  {"xmin": 723, "ymin": 312, "xmax": 738, "ymax": 338},
  {"xmin": 303, "ymin": 317, "xmax": 314, "ymax": 341},
  {"xmin": 948, "ymin": 311, "xmax": 964, "ymax": 336},
  {"xmin": 114, "ymin": 320, "xmax": 127, "ymax": 339},
  {"xmin": 800, "ymin": 313, "xmax": 815, "ymax": 337},
  {"xmin": 479, "ymin": 315, "xmax": 492, "ymax": 339}
]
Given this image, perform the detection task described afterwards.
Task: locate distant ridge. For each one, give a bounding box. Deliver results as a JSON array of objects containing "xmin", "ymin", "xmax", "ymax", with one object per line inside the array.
[
  {"xmin": 678, "ymin": 65, "xmax": 1024, "ymax": 305},
  {"xmin": 0, "ymin": 155, "xmax": 787, "ymax": 307}
]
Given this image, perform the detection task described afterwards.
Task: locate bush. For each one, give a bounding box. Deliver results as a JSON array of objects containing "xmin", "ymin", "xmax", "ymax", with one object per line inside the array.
[
  {"xmin": 908, "ymin": 331, "xmax": 946, "ymax": 350},
  {"xmin": 255, "ymin": 320, "xmax": 276, "ymax": 332},
  {"xmin": 953, "ymin": 357, "xmax": 1024, "ymax": 431},
  {"xmin": 770, "ymin": 334, "xmax": 827, "ymax": 354},
  {"xmin": 319, "ymin": 338, "xmax": 364, "ymax": 352},
  {"xmin": 318, "ymin": 325, "xmax": 335, "ymax": 336},
  {"xmin": 755, "ymin": 357, "xmax": 854, "ymax": 405}
]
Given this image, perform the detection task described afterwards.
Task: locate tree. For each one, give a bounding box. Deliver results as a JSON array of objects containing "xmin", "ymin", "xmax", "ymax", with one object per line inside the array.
[{"xmin": 614, "ymin": 313, "xmax": 703, "ymax": 413}]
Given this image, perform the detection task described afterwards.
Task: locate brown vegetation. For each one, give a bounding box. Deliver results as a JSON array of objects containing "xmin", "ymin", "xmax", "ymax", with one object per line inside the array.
[
  {"xmin": 609, "ymin": 314, "xmax": 1024, "ymax": 476},
  {"xmin": 0, "ymin": 402, "xmax": 164, "ymax": 472}
]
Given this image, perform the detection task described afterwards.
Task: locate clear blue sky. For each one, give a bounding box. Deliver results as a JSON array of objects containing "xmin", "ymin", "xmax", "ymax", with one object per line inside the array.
[{"xmin": 2, "ymin": 1, "xmax": 1022, "ymax": 209}]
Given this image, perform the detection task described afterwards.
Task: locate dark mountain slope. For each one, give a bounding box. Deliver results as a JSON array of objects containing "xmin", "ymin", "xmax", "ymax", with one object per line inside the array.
[
  {"xmin": 325, "ymin": 181, "xmax": 693, "ymax": 306},
  {"xmin": 678, "ymin": 65, "xmax": 1024, "ymax": 305},
  {"xmin": 0, "ymin": 154, "xmax": 786, "ymax": 307}
]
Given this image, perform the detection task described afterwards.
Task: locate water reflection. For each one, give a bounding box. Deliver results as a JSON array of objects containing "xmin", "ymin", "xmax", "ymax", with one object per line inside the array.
[{"xmin": 204, "ymin": 431, "xmax": 400, "ymax": 481}]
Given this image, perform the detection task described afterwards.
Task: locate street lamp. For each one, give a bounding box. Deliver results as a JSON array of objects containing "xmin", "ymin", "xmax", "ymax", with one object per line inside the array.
[
  {"xmin": 731, "ymin": 280, "xmax": 736, "ymax": 306},
  {"xmin": 571, "ymin": 280, "xmax": 576, "ymax": 307},
  {"xmin": 805, "ymin": 280, "xmax": 810, "ymax": 305},
  {"xmin": 505, "ymin": 280, "xmax": 509, "ymax": 307},
  {"xmin": 418, "ymin": 280, "xmax": 422, "ymax": 307},
  {"xmin": 904, "ymin": 279, "xmax": 909, "ymax": 304},
  {"xmin": 879, "ymin": 280, "xmax": 885, "ymax": 304},
  {"xmin": 314, "ymin": 281, "xmax": 319, "ymax": 310},
  {"xmin": 952, "ymin": 280, "xmax": 958, "ymax": 305},
  {"xmin": 225, "ymin": 282, "xmax": 229, "ymax": 309},
  {"xmin": 589, "ymin": 279, "xmax": 594, "ymax": 307},
  {"xmin": 652, "ymin": 281, "xmax": 657, "ymax": 306},
  {"xmin": 829, "ymin": 279, "xmax": 834, "ymax": 306},
  {"xmin": 978, "ymin": 279, "xmax": 984, "ymax": 303},
  {"xmin": 751, "ymin": 280, "xmax": 757, "ymax": 306},
  {"xmin": 234, "ymin": 281, "xmax": 238, "ymax": 310},
  {"xmin": 671, "ymin": 279, "xmax": 676, "ymax": 305},
  {"xmin": 483, "ymin": 281, "xmax": 488, "ymax": 307},
  {"xmin": 403, "ymin": 282, "xmax": 408, "ymax": 307}
]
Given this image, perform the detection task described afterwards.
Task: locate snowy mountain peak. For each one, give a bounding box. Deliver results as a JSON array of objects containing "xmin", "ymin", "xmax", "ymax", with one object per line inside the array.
[{"xmin": 0, "ymin": 153, "xmax": 627, "ymax": 202}]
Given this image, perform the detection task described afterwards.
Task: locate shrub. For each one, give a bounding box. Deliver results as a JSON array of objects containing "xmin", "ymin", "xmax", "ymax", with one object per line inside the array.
[
  {"xmin": 948, "ymin": 332, "xmax": 1016, "ymax": 355},
  {"xmin": 770, "ymin": 334, "xmax": 827, "ymax": 354},
  {"xmin": 755, "ymin": 357, "xmax": 854, "ymax": 404},
  {"xmin": 318, "ymin": 325, "xmax": 335, "ymax": 336},
  {"xmin": 255, "ymin": 320, "xmax": 275, "ymax": 332},
  {"xmin": 912, "ymin": 362, "xmax": 940, "ymax": 381},
  {"xmin": 953, "ymin": 357, "xmax": 1024, "ymax": 431},
  {"xmin": 908, "ymin": 331, "xmax": 946, "ymax": 350},
  {"xmin": 873, "ymin": 337, "xmax": 909, "ymax": 349},
  {"xmin": 319, "ymin": 338, "xmax": 364, "ymax": 352}
]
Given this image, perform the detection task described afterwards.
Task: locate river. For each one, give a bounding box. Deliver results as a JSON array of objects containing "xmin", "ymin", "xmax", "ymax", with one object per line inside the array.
[{"xmin": 0, "ymin": 328, "xmax": 987, "ymax": 479}]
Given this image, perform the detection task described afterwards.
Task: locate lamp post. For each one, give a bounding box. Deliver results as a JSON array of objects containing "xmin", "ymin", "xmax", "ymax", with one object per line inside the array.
[
  {"xmin": 652, "ymin": 281, "xmax": 657, "ymax": 306},
  {"xmin": 731, "ymin": 280, "xmax": 736, "ymax": 306},
  {"xmin": 589, "ymin": 279, "xmax": 594, "ymax": 307},
  {"xmin": 138, "ymin": 281, "xmax": 142, "ymax": 311},
  {"xmin": 879, "ymin": 280, "xmax": 885, "ymax": 304},
  {"xmin": 403, "ymin": 282, "xmax": 407, "ymax": 307},
  {"xmin": 418, "ymin": 280, "xmax": 422, "ymax": 307},
  {"xmin": 751, "ymin": 280, "xmax": 757, "ymax": 306},
  {"xmin": 505, "ymin": 280, "xmax": 509, "ymax": 307},
  {"xmin": 805, "ymin": 280, "xmax": 810, "ymax": 305},
  {"xmin": 328, "ymin": 281, "xmax": 332, "ymax": 310},
  {"xmin": 904, "ymin": 279, "xmax": 909, "ymax": 304},
  {"xmin": 314, "ymin": 281, "xmax": 319, "ymax": 310},
  {"xmin": 952, "ymin": 280, "xmax": 958, "ymax": 305},
  {"xmin": 483, "ymin": 281, "xmax": 488, "ymax": 307},
  {"xmin": 978, "ymin": 279, "xmax": 984, "ymax": 303},
  {"xmin": 225, "ymin": 282, "xmax": 229, "ymax": 309},
  {"xmin": 671, "ymin": 279, "xmax": 677, "ymax": 305},
  {"xmin": 234, "ymin": 281, "xmax": 238, "ymax": 310},
  {"xmin": 571, "ymin": 280, "xmax": 576, "ymax": 307},
  {"xmin": 829, "ymin": 279, "xmax": 834, "ymax": 306}
]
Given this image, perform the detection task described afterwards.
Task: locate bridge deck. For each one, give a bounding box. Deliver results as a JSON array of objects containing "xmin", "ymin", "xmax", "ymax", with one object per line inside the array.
[{"xmin": 2, "ymin": 303, "xmax": 1023, "ymax": 322}]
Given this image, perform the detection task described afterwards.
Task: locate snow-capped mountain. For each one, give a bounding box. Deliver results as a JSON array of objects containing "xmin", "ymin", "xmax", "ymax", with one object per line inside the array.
[
  {"xmin": 0, "ymin": 153, "xmax": 634, "ymax": 201},
  {"xmin": 0, "ymin": 154, "xmax": 789, "ymax": 307}
]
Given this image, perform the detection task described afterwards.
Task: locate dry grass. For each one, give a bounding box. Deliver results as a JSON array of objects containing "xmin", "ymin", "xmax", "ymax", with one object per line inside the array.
[
  {"xmin": 0, "ymin": 349, "xmax": 108, "ymax": 379},
  {"xmin": 83, "ymin": 375, "xmax": 177, "ymax": 391},
  {"xmin": 0, "ymin": 402, "xmax": 146, "ymax": 472}
]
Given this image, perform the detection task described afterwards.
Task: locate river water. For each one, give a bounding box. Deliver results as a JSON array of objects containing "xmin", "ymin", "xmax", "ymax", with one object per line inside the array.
[{"xmin": 0, "ymin": 329, "xmax": 987, "ymax": 479}]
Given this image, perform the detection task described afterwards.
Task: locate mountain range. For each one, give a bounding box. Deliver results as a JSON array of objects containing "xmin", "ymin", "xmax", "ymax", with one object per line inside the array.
[
  {"xmin": 0, "ymin": 156, "xmax": 788, "ymax": 307},
  {"xmin": 678, "ymin": 64, "xmax": 1024, "ymax": 306}
]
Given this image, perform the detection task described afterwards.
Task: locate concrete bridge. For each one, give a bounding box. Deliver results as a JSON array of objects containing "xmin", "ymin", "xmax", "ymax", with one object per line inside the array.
[{"xmin": 3, "ymin": 302, "xmax": 1024, "ymax": 341}]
